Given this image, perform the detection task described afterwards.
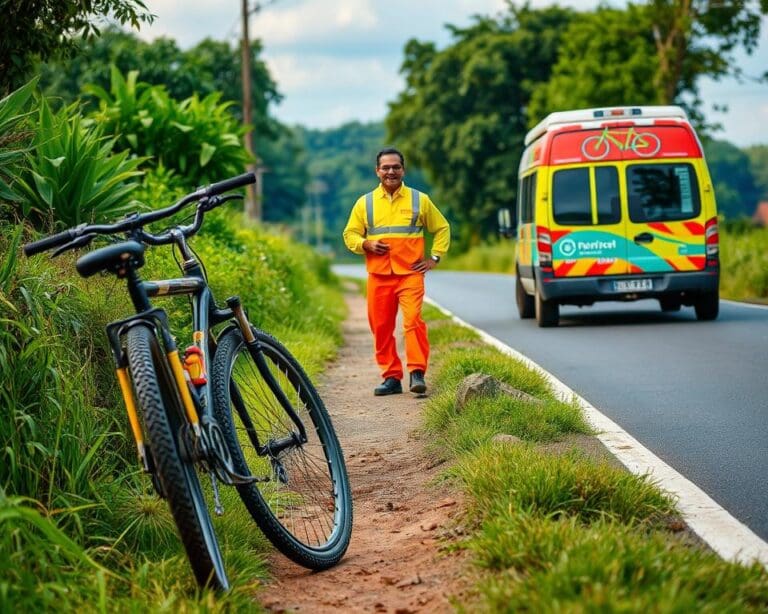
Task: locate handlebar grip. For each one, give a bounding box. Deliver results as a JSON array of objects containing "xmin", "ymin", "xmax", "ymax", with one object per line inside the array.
[
  {"xmin": 23, "ymin": 229, "xmax": 76, "ymax": 256},
  {"xmin": 206, "ymin": 172, "xmax": 256, "ymax": 197}
]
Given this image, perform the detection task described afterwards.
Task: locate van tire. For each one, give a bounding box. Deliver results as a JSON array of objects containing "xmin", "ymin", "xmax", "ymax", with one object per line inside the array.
[
  {"xmin": 694, "ymin": 291, "xmax": 719, "ymax": 321},
  {"xmin": 516, "ymin": 272, "xmax": 535, "ymax": 319},
  {"xmin": 535, "ymin": 288, "xmax": 559, "ymax": 327}
]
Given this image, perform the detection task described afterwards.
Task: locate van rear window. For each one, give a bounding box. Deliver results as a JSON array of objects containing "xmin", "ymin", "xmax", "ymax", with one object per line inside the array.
[
  {"xmin": 627, "ymin": 163, "xmax": 701, "ymax": 222},
  {"xmin": 552, "ymin": 166, "xmax": 620, "ymax": 225}
]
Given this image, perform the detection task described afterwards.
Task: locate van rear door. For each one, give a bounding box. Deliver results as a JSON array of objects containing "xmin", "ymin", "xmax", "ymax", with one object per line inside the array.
[
  {"xmin": 624, "ymin": 162, "xmax": 707, "ymax": 274},
  {"xmin": 548, "ymin": 162, "xmax": 629, "ymax": 278}
]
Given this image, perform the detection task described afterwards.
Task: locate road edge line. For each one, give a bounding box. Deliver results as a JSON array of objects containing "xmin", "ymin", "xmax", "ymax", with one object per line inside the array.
[{"xmin": 425, "ymin": 296, "xmax": 768, "ymax": 568}]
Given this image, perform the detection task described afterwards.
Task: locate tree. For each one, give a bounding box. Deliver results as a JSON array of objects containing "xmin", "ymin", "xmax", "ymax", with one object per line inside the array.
[
  {"xmin": 39, "ymin": 28, "xmax": 281, "ymax": 137},
  {"xmin": 387, "ymin": 6, "xmax": 574, "ymax": 248},
  {"xmin": 704, "ymin": 139, "xmax": 760, "ymax": 218},
  {"xmin": 0, "ymin": 0, "xmax": 153, "ymax": 93},
  {"xmin": 744, "ymin": 145, "xmax": 768, "ymax": 202},
  {"xmin": 645, "ymin": 0, "xmax": 768, "ymax": 109},
  {"xmin": 528, "ymin": 7, "xmax": 658, "ymax": 122}
]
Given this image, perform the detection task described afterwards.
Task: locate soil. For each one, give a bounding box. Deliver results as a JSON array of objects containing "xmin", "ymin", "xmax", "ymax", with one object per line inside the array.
[{"xmin": 258, "ymin": 285, "xmax": 476, "ymax": 613}]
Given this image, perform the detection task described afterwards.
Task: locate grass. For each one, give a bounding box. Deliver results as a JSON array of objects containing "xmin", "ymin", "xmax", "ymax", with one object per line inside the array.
[
  {"xmin": 1, "ymin": 216, "xmax": 346, "ymax": 611},
  {"xmin": 421, "ymin": 300, "xmax": 768, "ymax": 611}
]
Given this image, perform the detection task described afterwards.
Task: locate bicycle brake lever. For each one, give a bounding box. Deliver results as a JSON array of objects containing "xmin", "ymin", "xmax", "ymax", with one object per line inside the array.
[{"xmin": 50, "ymin": 233, "xmax": 97, "ymax": 257}]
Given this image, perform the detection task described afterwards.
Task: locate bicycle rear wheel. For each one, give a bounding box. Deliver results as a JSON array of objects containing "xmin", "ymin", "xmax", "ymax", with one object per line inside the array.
[
  {"xmin": 211, "ymin": 327, "xmax": 352, "ymax": 569},
  {"xmin": 126, "ymin": 324, "xmax": 229, "ymax": 590}
]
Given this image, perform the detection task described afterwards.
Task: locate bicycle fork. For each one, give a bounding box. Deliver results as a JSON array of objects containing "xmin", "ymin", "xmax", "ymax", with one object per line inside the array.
[{"xmin": 226, "ymin": 296, "xmax": 309, "ymax": 454}]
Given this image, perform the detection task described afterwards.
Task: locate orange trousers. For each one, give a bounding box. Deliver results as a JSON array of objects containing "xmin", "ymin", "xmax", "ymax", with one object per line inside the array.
[{"xmin": 367, "ymin": 273, "xmax": 429, "ymax": 380}]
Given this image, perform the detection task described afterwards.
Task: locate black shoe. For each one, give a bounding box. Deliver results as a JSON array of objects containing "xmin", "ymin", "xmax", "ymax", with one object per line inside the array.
[
  {"xmin": 409, "ymin": 370, "xmax": 426, "ymax": 394},
  {"xmin": 374, "ymin": 377, "xmax": 402, "ymax": 396}
]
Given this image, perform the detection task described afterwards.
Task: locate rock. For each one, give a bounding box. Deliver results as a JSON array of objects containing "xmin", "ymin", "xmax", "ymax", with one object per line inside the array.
[{"xmin": 455, "ymin": 373, "xmax": 543, "ymax": 412}]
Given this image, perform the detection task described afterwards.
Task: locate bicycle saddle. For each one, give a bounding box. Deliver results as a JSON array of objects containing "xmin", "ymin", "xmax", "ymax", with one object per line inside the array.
[{"xmin": 76, "ymin": 240, "xmax": 145, "ymax": 278}]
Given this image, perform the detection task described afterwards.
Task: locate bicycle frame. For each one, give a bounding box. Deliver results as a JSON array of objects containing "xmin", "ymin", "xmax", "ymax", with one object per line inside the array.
[{"xmin": 104, "ymin": 236, "xmax": 307, "ymax": 480}]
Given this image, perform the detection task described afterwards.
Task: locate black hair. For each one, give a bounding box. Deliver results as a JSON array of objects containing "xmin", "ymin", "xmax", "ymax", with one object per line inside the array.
[{"xmin": 376, "ymin": 147, "xmax": 405, "ymax": 167}]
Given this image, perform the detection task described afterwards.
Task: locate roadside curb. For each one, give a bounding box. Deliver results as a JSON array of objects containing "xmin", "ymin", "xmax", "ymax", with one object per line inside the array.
[{"xmin": 425, "ymin": 296, "xmax": 768, "ymax": 569}]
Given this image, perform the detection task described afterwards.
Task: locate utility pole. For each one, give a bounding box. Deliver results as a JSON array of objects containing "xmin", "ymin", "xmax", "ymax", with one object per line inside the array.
[{"xmin": 241, "ymin": 0, "xmax": 261, "ymax": 221}]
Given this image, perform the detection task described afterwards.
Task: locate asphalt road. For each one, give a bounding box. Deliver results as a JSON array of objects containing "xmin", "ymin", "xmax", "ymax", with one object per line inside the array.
[{"xmin": 334, "ymin": 264, "xmax": 768, "ymax": 541}]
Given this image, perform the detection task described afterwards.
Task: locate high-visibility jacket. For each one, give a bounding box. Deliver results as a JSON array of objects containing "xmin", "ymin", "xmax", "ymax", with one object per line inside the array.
[{"xmin": 343, "ymin": 183, "xmax": 450, "ymax": 275}]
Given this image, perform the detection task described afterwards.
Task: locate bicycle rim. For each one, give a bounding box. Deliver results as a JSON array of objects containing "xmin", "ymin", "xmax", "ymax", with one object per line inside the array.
[
  {"xmin": 126, "ymin": 324, "xmax": 229, "ymax": 590},
  {"xmin": 212, "ymin": 327, "xmax": 352, "ymax": 569}
]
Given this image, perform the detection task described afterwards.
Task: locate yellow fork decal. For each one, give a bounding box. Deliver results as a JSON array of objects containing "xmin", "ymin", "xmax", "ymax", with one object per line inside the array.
[
  {"xmin": 167, "ymin": 350, "xmax": 201, "ymax": 432},
  {"xmin": 116, "ymin": 367, "xmax": 146, "ymax": 461}
]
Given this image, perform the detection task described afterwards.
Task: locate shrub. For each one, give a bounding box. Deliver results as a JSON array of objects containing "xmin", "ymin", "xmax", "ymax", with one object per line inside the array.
[
  {"xmin": 8, "ymin": 97, "xmax": 144, "ymax": 229},
  {"xmin": 87, "ymin": 66, "xmax": 250, "ymax": 189}
]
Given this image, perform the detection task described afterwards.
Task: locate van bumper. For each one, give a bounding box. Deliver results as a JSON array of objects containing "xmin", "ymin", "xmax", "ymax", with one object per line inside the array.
[{"xmin": 536, "ymin": 270, "xmax": 719, "ymax": 304}]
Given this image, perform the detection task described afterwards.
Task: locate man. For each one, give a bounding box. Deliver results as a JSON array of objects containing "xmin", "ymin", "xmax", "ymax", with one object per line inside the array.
[{"xmin": 343, "ymin": 147, "xmax": 450, "ymax": 396}]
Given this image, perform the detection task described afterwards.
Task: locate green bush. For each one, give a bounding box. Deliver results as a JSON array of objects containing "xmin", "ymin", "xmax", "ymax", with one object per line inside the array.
[
  {"xmin": 0, "ymin": 79, "xmax": 37, "ymax": 202},
  {"xmin": 87, "ymin": 66, "xmax": 249, "ymax": 188},
  {"xmin": 8, "ymin": 97, "xmax": 144, "ymax": 229}
]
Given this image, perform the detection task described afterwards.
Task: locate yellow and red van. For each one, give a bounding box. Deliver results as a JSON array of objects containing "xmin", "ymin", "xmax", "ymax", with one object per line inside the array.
[{"xmin": 509, "ymin": 105, "xmax": 719, "ymax": 327}]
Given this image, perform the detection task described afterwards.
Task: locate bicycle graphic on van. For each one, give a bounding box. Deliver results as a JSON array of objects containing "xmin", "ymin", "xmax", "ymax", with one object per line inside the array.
[{"xmin": 581, "ymin": 127, "xmax": 662, "ymax": 160}]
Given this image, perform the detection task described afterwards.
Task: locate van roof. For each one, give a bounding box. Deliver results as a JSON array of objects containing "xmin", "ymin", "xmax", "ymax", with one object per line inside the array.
[{"xmin": 524, "ymin": 105, "xmax": 689, "ymax": 146}]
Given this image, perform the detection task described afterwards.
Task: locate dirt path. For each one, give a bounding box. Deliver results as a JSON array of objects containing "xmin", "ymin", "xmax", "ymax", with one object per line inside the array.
[{"xmin": 259, "ymin": 286, "xmax": 473, "ymax": 613}]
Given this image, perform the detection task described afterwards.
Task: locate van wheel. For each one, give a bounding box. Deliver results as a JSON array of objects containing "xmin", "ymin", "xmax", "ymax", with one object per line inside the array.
[
  {"xmin": 516, "ymin": 272, "xmax": 535, "ymax": 319},
  {"xmin": 659, "ymin": 296, "xmax": 681, "ymax": 312},
  {"xmin": 694, "ymin": 291, "xmax": 719, "ymax": 321},
  {"xmin": 535, "ymin": 287, "xmax": 559, "ymax": 327}
]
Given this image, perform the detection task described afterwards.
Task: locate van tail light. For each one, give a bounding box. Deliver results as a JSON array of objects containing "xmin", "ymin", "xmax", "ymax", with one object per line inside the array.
[
  {"xmin": 705, "ymin": 217, "xmax": 719, "ymax": 267},
  {"xmin": 537, "ymin": 227, "xmax": 553, "ymax": 271}
]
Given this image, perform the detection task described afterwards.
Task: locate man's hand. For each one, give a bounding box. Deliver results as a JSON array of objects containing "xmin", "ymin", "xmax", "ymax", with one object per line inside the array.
[
  {"xmin": 410, "ymin": 258, "xmax": 437, "ymax": 273},
  {"xmin": 363, "ymin": 239, "xmax": 390, "ymax": 255}
]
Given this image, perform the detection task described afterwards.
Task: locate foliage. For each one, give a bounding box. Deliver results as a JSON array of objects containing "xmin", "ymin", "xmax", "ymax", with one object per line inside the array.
[
  {"xmin": 745, "ymin": 144, "xmax": 768, "ymax": 201},
  {"xmin": 387, "ymin": 6, "xmax": 575, "ymax": 249},
  {"xmin": 8, "ymin": 97, "xmax": 144, "ymax": 229},
  {"xmin": 38, "ymin": 27, "xmax": 281, "ymax": 138},
  {"xmin": 644, "ymin": 0, "xmax": 768, "ymax": 112},
  {"xmin": 0, "ymin": 78, "xmax": 37, "ymax": 202},
  {"xmin": 257, "ymin": 124, "xmax": 310, "ymax": 223},
  {"xmin": 720, "ymin": 224, "xmax": 768, "ymax": 300},
  {"xmin": 87, "ymin": 66, "xmax": 249, "ymax": 188},
  {"xmin": 0, "ymin": 0, "xmax": 153, "ymax": 93},
  {"xmin": 1, "ymin": 193, "xmax": 345, "ymax": 607},
  {"xmin": 528, "ymin": 7, "xmax": 658, "ymax": 123},
  {"xmin": 704, "ymin": 139, "xmax": 761, "ymax": 218}
]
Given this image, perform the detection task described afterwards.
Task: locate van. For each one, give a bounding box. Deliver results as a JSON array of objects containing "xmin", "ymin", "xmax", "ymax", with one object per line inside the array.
[{"xmin": 505, "ymin": 105, "xmax": 719, "ymax": 327}]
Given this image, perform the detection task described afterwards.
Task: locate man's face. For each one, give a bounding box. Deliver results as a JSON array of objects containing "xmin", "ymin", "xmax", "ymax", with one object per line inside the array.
[{"xmin": 376, "ymin": 153, "xmax": 405, "ymax": 193}]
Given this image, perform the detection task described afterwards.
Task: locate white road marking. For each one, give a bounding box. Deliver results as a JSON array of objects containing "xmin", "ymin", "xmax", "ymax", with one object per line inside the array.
[{"xmin": 426, "ymin": 296, "xmax": 768, "ymax": 568}]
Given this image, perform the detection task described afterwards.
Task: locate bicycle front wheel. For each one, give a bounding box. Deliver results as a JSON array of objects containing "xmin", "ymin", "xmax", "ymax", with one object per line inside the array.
[
  {"xmin": 126, "ymin": 324, "xmax": 229, "ymax": 590},
  {"xmin": 211, "ymin": 327, "xmax": 352, "ymax": 570}
]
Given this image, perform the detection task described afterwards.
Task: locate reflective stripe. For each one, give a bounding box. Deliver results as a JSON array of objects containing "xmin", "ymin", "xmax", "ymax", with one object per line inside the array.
[{"xmin": 365, "ymin": 189, "xmax": 423, "ymax": 235}]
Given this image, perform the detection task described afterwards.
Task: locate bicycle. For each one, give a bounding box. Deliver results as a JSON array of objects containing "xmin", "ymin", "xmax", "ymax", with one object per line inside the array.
[
  {"xmin": 581, "ymin": 126, "xmax": 661, "ymax": 160},
  {"xmin": 23, "ymin": 172, "xmax": 353, "ymax": 590}
]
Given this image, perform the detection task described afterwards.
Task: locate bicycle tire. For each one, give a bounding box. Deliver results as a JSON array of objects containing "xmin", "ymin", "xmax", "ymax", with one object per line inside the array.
[
  {"xmin": 632, "ymin": 131, "xmax": 662, "ymax": 157},
  {"xmin": 126, "ymin": 324, "xmax": 229, "ymax": 590},
  {"xmin": 211, "ymin": 326, "xmax": 352, "ymax": 570}
]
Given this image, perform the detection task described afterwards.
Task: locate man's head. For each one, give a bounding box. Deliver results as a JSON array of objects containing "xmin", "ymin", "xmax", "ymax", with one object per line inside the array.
[{"xmin": 376, "ymin": 147, "xmax": 405, "ymax": 194}]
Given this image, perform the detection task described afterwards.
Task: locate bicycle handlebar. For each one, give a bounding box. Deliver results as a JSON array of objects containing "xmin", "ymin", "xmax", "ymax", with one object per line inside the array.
[{"xmin": 23, "ymin": 172, "xmax": 256, "ymax": 257}]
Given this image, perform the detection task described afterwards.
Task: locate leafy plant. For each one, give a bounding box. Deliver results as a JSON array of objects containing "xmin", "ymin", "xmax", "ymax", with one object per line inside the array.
[
  {"xmin": 0, "ymin": 78, "xmax": 37, "ymax": 202},
  {"xmin": 8, "ymin": 96, "xmax": 144, "ymax": 228},
  {"xmin": 87, "ymin": 66, "xmax": 250, "ymax": 189}
]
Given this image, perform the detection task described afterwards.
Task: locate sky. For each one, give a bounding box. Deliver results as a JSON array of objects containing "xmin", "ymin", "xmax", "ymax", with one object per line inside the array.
[{"xmin": 136, "ymin": 0, "xmax": 768, "ymax": 147}]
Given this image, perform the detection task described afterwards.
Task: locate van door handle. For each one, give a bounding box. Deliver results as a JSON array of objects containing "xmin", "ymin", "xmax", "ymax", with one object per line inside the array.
[{"xmin": 634, "ymin": 232, "xmax": 654, "ymax": 244}]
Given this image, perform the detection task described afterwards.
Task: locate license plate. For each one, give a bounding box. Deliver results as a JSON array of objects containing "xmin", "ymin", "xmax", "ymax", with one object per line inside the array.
[{"xmin": 614, "ymin": 279, "xmax": 653, "ymax": 292}]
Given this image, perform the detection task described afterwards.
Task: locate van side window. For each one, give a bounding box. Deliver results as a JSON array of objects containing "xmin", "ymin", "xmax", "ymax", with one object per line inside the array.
[
  {"xmin": 552, "ymin": 168, "xmax": 591, "ymax": 224},
  {"xmin": 627, "ymin": 163, "xmax": 701, "ymax": 222},
  {"xmin": 518, "ymin": 172, "xmax": 536, "ymax": 224}
]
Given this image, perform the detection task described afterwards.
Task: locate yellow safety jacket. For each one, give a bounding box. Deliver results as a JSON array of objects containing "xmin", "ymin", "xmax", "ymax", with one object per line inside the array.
[{"xmin": 343, "ymin": 183, "xmax": 450, "ymax": 275}]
